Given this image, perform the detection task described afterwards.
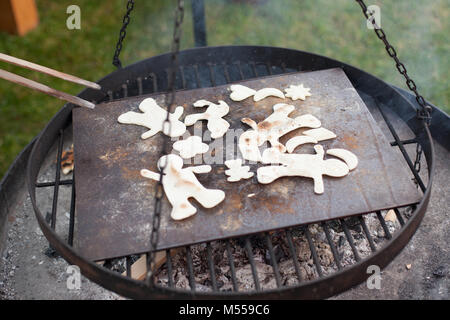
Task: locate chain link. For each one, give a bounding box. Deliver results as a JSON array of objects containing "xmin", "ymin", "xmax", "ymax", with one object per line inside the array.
[
  {"xmin": 146, "ymin": 0, "xmax": 185, "ymax": 286},
  {"xmin": 112, "ymin": 0, "xmax": 135, "ymax": 69},
  {"xmin": 355, "ymin": 0, "xmax": 432, "ymax": 127},
  {"xmin": 355, "ymin": 0, "xmax": 431, "ymax": 180}
]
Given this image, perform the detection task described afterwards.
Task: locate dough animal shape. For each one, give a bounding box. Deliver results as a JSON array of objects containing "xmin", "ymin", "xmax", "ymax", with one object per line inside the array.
[
  {"xmin": 173, "ymin": 136, "xmax": 209, "ymax": 159},
  {"xmin": 284, "ymin": 84, "xmax": 312, "ymax": 101},
  {"xmin": 286, "ymin": 136, "xmax": 318, "ymax": 153},
  {"xmin": 239, "ymin": 103, "xmax": 321, "ymax": 162},
  {"xmin": 326, "ymin": 148, "xmax": 358, "ymax": 170},
  {"xmin": 253, "ymin": 88, "xmax": 285, "ymax": 101},
  {"xmin": 184, "ymin": 100, "xmax": 230, "ymax": 139},
  {"xmin": 229, "ymin": 85, "xmax": 285, "ymax": 102},
  {"xmin": 257, "ymin": 145, "xmax": 349, "ymax": 194},
  {"xmin": 229, "ymin": 85, "xmax": 256, "ymax": 101},
  {"xmin": 302, "ymin": 127, "xmax": 337, "ymax": 141},
  {"xmin": 224, "ymin": 159, "xmax": 254, "ymax": 182},
  {"xmin": 118, "ymin": 98, "xmax": 186, "ymax": 139},
  {"xmin": 141, "ymin": 154, "xmax": 225, "ymax": 220}
]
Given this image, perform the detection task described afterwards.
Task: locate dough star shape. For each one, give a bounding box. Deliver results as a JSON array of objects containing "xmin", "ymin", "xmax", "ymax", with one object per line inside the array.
[{"xmin": 284, "ymin": 84, "xmax": 312, "ymax": 101}]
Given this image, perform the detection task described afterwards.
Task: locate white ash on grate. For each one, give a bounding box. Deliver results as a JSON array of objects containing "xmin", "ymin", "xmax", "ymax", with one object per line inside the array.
[{"xmin": 152, "ymin": 210, "xmax": 408, "ymax": 291}]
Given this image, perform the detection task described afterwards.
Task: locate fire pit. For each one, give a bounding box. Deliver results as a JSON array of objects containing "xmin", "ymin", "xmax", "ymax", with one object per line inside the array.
[{"xmin": 24, "ymin": 45, "xmax": 435, "ymax": 299}]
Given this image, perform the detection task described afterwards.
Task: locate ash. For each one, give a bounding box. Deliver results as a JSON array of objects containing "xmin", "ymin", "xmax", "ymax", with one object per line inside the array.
[{"xmin": 153, "ymin": 208, "xmax": 408, "ymax": 292}]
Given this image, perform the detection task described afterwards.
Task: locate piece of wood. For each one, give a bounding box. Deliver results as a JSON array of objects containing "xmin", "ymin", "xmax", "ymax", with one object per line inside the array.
[
  {"xmin": 121, "ymin": 249, "xmax": 180, "ymax": 281},
  {"xmin": 0, "ymin": 69, "xmax": 95, "ymax": 109},
  {"xmin": 0, "ymin": 53, "xmax": 101, "ymax": 90},
  {"xmin": 0, "ymin": 0, "xmax": 39, "ymax": 36}
]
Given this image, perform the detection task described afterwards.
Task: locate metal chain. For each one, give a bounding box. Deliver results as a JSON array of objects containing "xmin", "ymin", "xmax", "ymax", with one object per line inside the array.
[
  {"xmin": 146, "ymin": 0, "xmax": 185, "ymax": 286},
  {"xmin": 355, "ymin": 0, "xmax": 430, "ymax": 179},
  {"xmin": 355, "ymin": 0, "xmax": 432, "ymax": 126},
  {"xmin": 112, "ymin": 0, "xmax": 135, "ymax": 69}
]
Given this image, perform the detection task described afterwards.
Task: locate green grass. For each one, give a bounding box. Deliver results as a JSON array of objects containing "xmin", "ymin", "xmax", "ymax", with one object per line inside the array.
[{"xmin": 0, "ymin": 0, "xmax": 448, "ymax": 178}]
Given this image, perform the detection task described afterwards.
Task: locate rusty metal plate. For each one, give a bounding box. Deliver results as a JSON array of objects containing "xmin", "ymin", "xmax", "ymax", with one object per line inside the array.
[{"xmin": 72, "ymin": 68, "xmax": 421, "ymax": 261}]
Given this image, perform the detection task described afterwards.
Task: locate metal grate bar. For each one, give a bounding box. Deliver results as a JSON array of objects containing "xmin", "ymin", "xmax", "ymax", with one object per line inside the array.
[
  {"xmin": 340, "ymin": 219, "xmax": 361, "ymax": 261},
  {"xmin": 222, "ymin": 63, "xmax": 231, "ymax": 83},
  {"xmin": 264, "ymin": 233, "xmax": 282, "ymax": 287},
  {"xmin": 394, "ymin": 208, "xmax": 405, "ymax": 226},
  {"xmin": 236, "ymin": 61, "xmax": 245, "ymax": 80},
  {"xmin": 358, "ymin": 216, "xmax": 377, "ymax": 252},
  {"xmin": 251, "ymin": 62, "xmax": 258, "ymax": 77},
  {"xmin": 68, "ymin": 174, "xmax": 76, "ymax": 246},
  {"xmin": 193, "ymin": 64, "xmax": 201, "ymax": 88},
  {"xmin": 137, "ymin": 77, "xmax": 143, "ymax": 95},
  {"xmin": 179, "ymin": 66, "xmax": 187, "ymax": 89},
  {"xmin": 207, "ymin": 63, "xmax": 216, "ymax": 87},
  {"xmin": 266, "ymin": 62, "xmax": 273, "ymax": 75},
  {"xmin": 185, "ymin": 246, "xmax": 196, "ymax": 291},
  {"xmin": 36, "ymin": 179, "xmax": 73, "ymax": 188},
  {"xmin": 122, "ymin": 84, "xmax": 128, "ymax": 98},
  {"xmin": 126, "ymin": 256, "xmax": 132, "ymax": 277},
  {"xmin": 225, "ymin": 240, "xmax": 238, "ymax": 292},
  {"xmin": 244, "ymin": 237, "xmax": 261, "ymax": 291},
  {"xmin": 50, "ymin": 130, "xmax": 64, "ymax": 230},
  {"xmin": 321, "ymin": 222, "xmax": 342, "ymax": 270},
  {"xmin": 304, "ymin": 226, "xmax": 323, "ymax": 277},
  {"xmin": 376, "ymin": 211, "xmax": 392, "ymax": 239},
  {"xmin": 285, "ymin": 229, "xmax": 303, "ymax": 281},
  {"xmin": 166, "ymin": 249, "xmax": 174, "ymax": 287},
  {"xmin": 375, "ymin": 102, "xmax": 426, "ymax": 191},
  {"xmin": 206, "ymin": 242, "xmax": 218, "ymax": 291},
  {"xmin": 150, "ymin": 72, "xmax": 158, "ymax": 92},
  {"xmin": 390, "ymin": 138, "xmax": 417, "ymax": 146}
]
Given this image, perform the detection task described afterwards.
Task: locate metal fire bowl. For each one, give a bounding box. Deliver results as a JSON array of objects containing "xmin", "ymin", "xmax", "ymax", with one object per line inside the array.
[{"xmin": 25, "ymin": 46, "xmax": 435, "ymax": 299}]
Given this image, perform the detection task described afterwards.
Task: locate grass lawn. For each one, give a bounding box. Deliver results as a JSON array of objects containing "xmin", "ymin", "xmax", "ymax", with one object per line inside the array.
[{"xmin": 0, "ymin": 0, "xmax": 448, "ymax": 178}]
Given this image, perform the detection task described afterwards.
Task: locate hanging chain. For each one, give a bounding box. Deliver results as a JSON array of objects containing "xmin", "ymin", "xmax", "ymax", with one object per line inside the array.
[
  {"xmin": 355, "ymin": 0, "xmax": 432, "ymax": 126},
  {"xmin": 355, "ymin": 0, "xmax": 430, "ymax": 180},
  {"xmin": 146, "ymin": 0, "xmax": 185, "ymax": 286},
  {"xmin": 112, "ymin": 0, "xmax": 135, "ymax": 69}
]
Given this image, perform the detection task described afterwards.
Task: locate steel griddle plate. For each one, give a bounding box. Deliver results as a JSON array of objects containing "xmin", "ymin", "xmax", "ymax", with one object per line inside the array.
[{"xmin": 73, "ymin": 68, "xmax": 421, "ymax": 261}]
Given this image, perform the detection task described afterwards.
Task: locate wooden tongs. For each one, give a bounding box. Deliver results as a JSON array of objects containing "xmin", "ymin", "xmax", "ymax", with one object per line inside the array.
[{"xmin": 0, "ymin": 53, "xmax": 100, "ymax": 109}]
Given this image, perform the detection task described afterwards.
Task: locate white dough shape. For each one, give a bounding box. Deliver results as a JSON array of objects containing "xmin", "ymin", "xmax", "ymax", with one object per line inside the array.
[
  {"xmin": 224, "ymin": 159, "xmax": 254, "ymax": 182},
  {"xmin": 326, "ymin": 148, "xmax": 358, "ymax": 171},
  {"xmin": 258, "ymin": 145, "xmax": 349, "ymax": 194},
  {"xmin": 253, "ymin": 88, "xmax": 285, "ymax": 102},
  {"xmin": 238, "ymin": 103, "xmax": 321, "ymax": 162},
  {"xmin": 229, "ymin": 85, "xmax": 256, "ymax": 101},
  {"xmin": 284, "ymin": 84, "xmax": 312, "ymax": 101},
  {"xmin": 286, "ymin": 136, "xmax": 318, "ymax": 153},
  {"xmin": 140, "ymin": 154, "xmax": 225, "ymax": 220},
  {"xmin": 302, "ymin": 127, "xmax": 337, "ymax": 141},
  {"xmin": 184, "ymin": 100, "xmax": 230, "ymax": 139},
  {"xmin": 173, "ymin": 136, "xmax": 209, "ymax": 159},
  {"xmin": 118, "ymin": 98, "xmax": 186, "ymax": 139}
]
